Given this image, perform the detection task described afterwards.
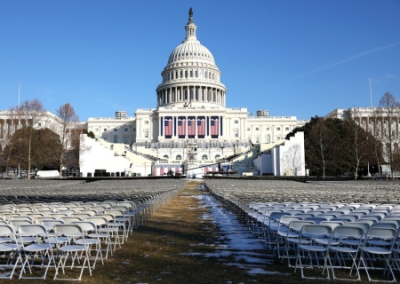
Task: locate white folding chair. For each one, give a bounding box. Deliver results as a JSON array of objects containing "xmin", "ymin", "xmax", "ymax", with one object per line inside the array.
[
  {"xmin": 294, "ymin": 224, "xmax": 333, "ymax": 280},
  {"xmin": 72, "ymin": 221, "xmax": 104, "ymax": 269},
  {"xmin": 358, "ymin": 227, "xmax": 397, "ymax": 282},
  {"xmin": 17, "ymin": 224, "xmax": 55, "ymax": 280},
  {"xmin": 86, "ymin": 217, "xmax": 113, "ymax": 259},
  {"xmin": 0, "ymin": 225, "xmax": 22, "ymax": 279},
  {"xmin": 53, "ymin": 224, "xmax": 92, "ymax": 281},
  {"xmin": 282, "ymin": 220, "xmax": 315, "ymax": 267},
  {"xmin": 328, "ymin": 225, "xmax": 364, "ymax": 281}
]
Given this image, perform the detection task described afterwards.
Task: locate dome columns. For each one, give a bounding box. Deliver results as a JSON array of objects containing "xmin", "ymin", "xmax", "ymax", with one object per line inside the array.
[{"xmin": 157, "ymin": 85, "xmax": 226, "ymax": 107}]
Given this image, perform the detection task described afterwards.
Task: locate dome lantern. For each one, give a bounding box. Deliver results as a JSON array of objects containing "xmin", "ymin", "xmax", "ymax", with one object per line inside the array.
[{"xmin": 185, "ymin": 8, "xmax": 197, "ymax": 42}]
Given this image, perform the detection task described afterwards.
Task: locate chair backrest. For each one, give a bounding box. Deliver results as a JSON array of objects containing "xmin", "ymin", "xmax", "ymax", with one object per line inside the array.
[
  {"xmin": 61, "ymin": 217, "xmax": 83, "ymax": 224},
  {"xmin": 304, "ymin": 217, "xmax": 329, "ymax": 224},
  {"xmin": 90, "ymin": 206, "xmax": 106, "ymax": 214},
  {"xmin": 71, "ymin": 213, "xmax": 91, "ymax": 219},
  {"xmin": 18, "ymin": 224, "xmax": 47, "ymax": 236},
  {"xmin": 58, "ymin": 210, "xmax": 76, "ymax": 216},
  {"xmin": 78, "ymin": 210, "xmax": 97, "ymax": 216},
  {"xmin": 86, "ymin": 217, "xmax": 108, "ymax": 227},
  {"xmin": 72, "ymin": 221, "xmax": 97, "ymax": 232},
  {"xmin": 295, "ymin": 213, "xmax": 316, "ymax": 219},
  {"xmin": 3, "ymin": 214, "xmax": 21, "ymax": 220},
  {"xmin": 104, "ymin": 210, "xmax": 124, "ymax": 218},
  {"xmin": 365, "ymin": 227, "xmax": 397, "ymax": 248},
  {"xmin": 97, "ymin": 214, "xmax": 115, "ymax": 222},
  {"xmin": 279, "ymin": 216, "xmax": 302, "ymax": 227},
  {"xmin": 345, "ymin": 222, "xmax": 370, "ymax": 234},
  {"xmin": 320, "ymin": 221, "xmax": 344, "ymax": 229},
  {"xmin": 41, "ymin": 220, "xmax": 65, "ymax": 231},
  {"xmin": 301, "ymin": 224, "xmax": 332, "ymax": 237},
  {"xmin": 118, "ymin": 202, "xmax": 135, "ymax": 209},
  {"xmin": 269, "ymin": 212, "xmax": 291, "ymax": 222},
  {"xmin": 10, "ymin": 216, "xmax": 33, "ymax": 222},
  {"xmin": 288, "ymin": 220, "xmax": 315, "ymax": 232},
  {"xmin": 333, "ymin": 225, "xmax": 364, "ymax": 239},
  {"xmin": 9, "ymin": 220, "xmax": 33, "ymax": 231},
  {"xmin": 111, "ymin": 206, "xmax": 129, "ymax": 213},
  {"xmin": 371, "ymin": 222, "xmax": 398, "ymax": 230},
  {"xmin": 35, "ymin": 216, "xmax": 57, "ymax": 224},
  {"xmin": 359, "ymin": 216, "xmax": 381, "ymax": 223},
  {"xmin": 53, "ymin": 224, "xmax": 84, "ymax": 240},
  {"xmin": 0, "ymin": 224, "xmax": 15, "ymax": 237}
]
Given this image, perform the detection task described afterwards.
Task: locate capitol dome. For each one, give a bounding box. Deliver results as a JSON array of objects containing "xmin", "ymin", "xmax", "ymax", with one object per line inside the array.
[{"xmin": 156, "ymin": 8, "xmax": 226, "ymax": 108}]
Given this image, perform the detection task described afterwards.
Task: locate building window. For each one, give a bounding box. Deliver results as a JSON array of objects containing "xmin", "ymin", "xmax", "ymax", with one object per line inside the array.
[
  {"xmin": 164, "ymin": 155, "xmax": 169, "ymax": 159},
  {"xmin": 103, "ymin": 128, "xmax": 107, "ymax": 132},
  {"xmin": 285, "ymin": 127, "xmax": 290, "ymax": 131},
  {"xmin": 266, "ymin": 127, "xmax": 270, "ymax": 131},
  {"xmin": 133, "ymin": 128, "xmax": 136, "ymax": 132},
  {"xmin": 266, "ymin": 134, "xmax": 271, "ymax": 143},
  {"xmin": 144, "ymin": 130, "xmax": 149, "ymax": 138},
  {"xmin": 145, "ymin": 121, "xmax": 149, "ymax": 125},
  {"xmin": 255, "ymin": 137, "xmax": 259, "ymax": 143},
  {"xmin": 190, "ymin": 70, "xmax": 193, "ymax": 77},
  {"xmin": 255, "ymin": 127, "xmax": 259, "ymax": 131},
  {"xmin": 202, "ymin": 154, "xmax": 208, "ymax": 160},
  {"xmin": 247, "ymin": 128, "xmax": 250, "ymax": 131},
  {"xmin": 176, "ymin": 155, "xmax": 182, "ymax": 161},
  {"xmin": 215, "ymin": 154, "xmax": 220, "ymax": 159},
  {"xmin": 114, "ymin": 128, "xmax": 117, "ymax": 132},
  {"xmin": 277, "ymin": 127, "xmax": 281, "ymax": 131},
  {"xmin": 123, "ymin": 136, "xmax": 129, "ymax": 144},
  {"xmin": 113, "ymin": 135, "xmax": 118, "ymax": 143},
  {"xmin": 125, "ymin": 128, "xmax": 128, "ymax": 132},
  {"xmin": 195, "ymin": 71, "xmax": 198, "ymax": 77},
  {"xmin": 234, "ymin": 130, "xmax": 239, "ymax": 138},
  {"xmin": 234, "ymin": 120, "xmax": 239, "ymax": 124}
]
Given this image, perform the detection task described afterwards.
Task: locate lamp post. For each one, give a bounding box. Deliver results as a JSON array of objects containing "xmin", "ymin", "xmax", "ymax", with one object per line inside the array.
[{"xmin": 220, "ymin": 140, "xmax": 226, "ymax": 158}]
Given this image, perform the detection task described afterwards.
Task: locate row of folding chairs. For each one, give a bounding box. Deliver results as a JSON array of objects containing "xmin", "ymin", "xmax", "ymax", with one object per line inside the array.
[
  {"xmin": 0, "ymin": 223, "xmax": 114, "ymax": 280},
  {"xmin": 246, "ymin": 202, "xmax": 400, "ymax": 241},
  {"xmin": 278, "ymin": 222, "xmax": 400, "ymax": 282}
]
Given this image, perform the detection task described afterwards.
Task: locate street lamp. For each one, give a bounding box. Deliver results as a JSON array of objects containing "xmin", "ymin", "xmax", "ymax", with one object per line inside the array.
[{"xmin": 220, "ymin": 140, "xmax": 226, "ymax": 158}]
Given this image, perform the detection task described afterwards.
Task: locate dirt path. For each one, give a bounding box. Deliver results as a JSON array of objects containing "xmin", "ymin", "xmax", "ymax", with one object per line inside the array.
[{"xmin": 102, "ymin": 180, "xmax": 291, "ymax": 284}]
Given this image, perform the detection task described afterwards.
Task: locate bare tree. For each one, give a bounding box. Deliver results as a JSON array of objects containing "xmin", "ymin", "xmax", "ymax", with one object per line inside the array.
[
  {"xmin": 378, "ymin": 92, "xmax": 400, "ymax": 179},
  {"xmin": 308, "ymin": 119, "xmax": 332, "ymax": 178},
  {"xmin": 16, "ymin": 100, "xmax": 45, "ymax": 180},
  {"xmin": 347, "ymin": 110, "xmax": 372, "ymax": 179},
  {"xmin": 56, "ymin": 103, "xmax": 79, "ymax": 178},
  {"xmin": 3, "ymin": 107, "xmax": 18, "ymax": 175}
]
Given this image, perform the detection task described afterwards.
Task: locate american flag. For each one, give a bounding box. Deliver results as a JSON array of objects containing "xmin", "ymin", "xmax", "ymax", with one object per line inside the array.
[
  {"xmin": 188, "ymin": 119, "xmax": 195, "ymax": 138},
  {"xmin": 211, "ymin": 118, "xmax": 219, "ymax": 137},
  {"xmin": 164, "ymin": 119, "xmax": 172, "ymax": 138},
  {"xmin": 160, "ymin": 167, "xmax": 164, "ymax": 175},
  {"xmin": 178, "ymin": 118, "xmax": 185, "ymax": 137},
  {"xmin": 197, "ymin": 118, "xmax": 205, "ymax": 137}
]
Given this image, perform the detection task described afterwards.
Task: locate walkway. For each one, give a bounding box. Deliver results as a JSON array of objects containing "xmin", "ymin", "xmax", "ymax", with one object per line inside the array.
[{"xmin": 103, "ymin": 180, "xmax": 289, "ymax": 284}]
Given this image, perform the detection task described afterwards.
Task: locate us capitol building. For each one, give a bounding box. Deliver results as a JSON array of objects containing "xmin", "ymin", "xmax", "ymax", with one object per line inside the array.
[{"xmin": 1, "ymin": 9, "xmax": 307, "ymax": 177}]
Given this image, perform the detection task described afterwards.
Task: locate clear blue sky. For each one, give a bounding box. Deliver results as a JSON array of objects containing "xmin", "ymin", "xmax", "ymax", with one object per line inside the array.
[{"xmin": 1, "ymin": 0, "xmax": 399, "ymax": 121}]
